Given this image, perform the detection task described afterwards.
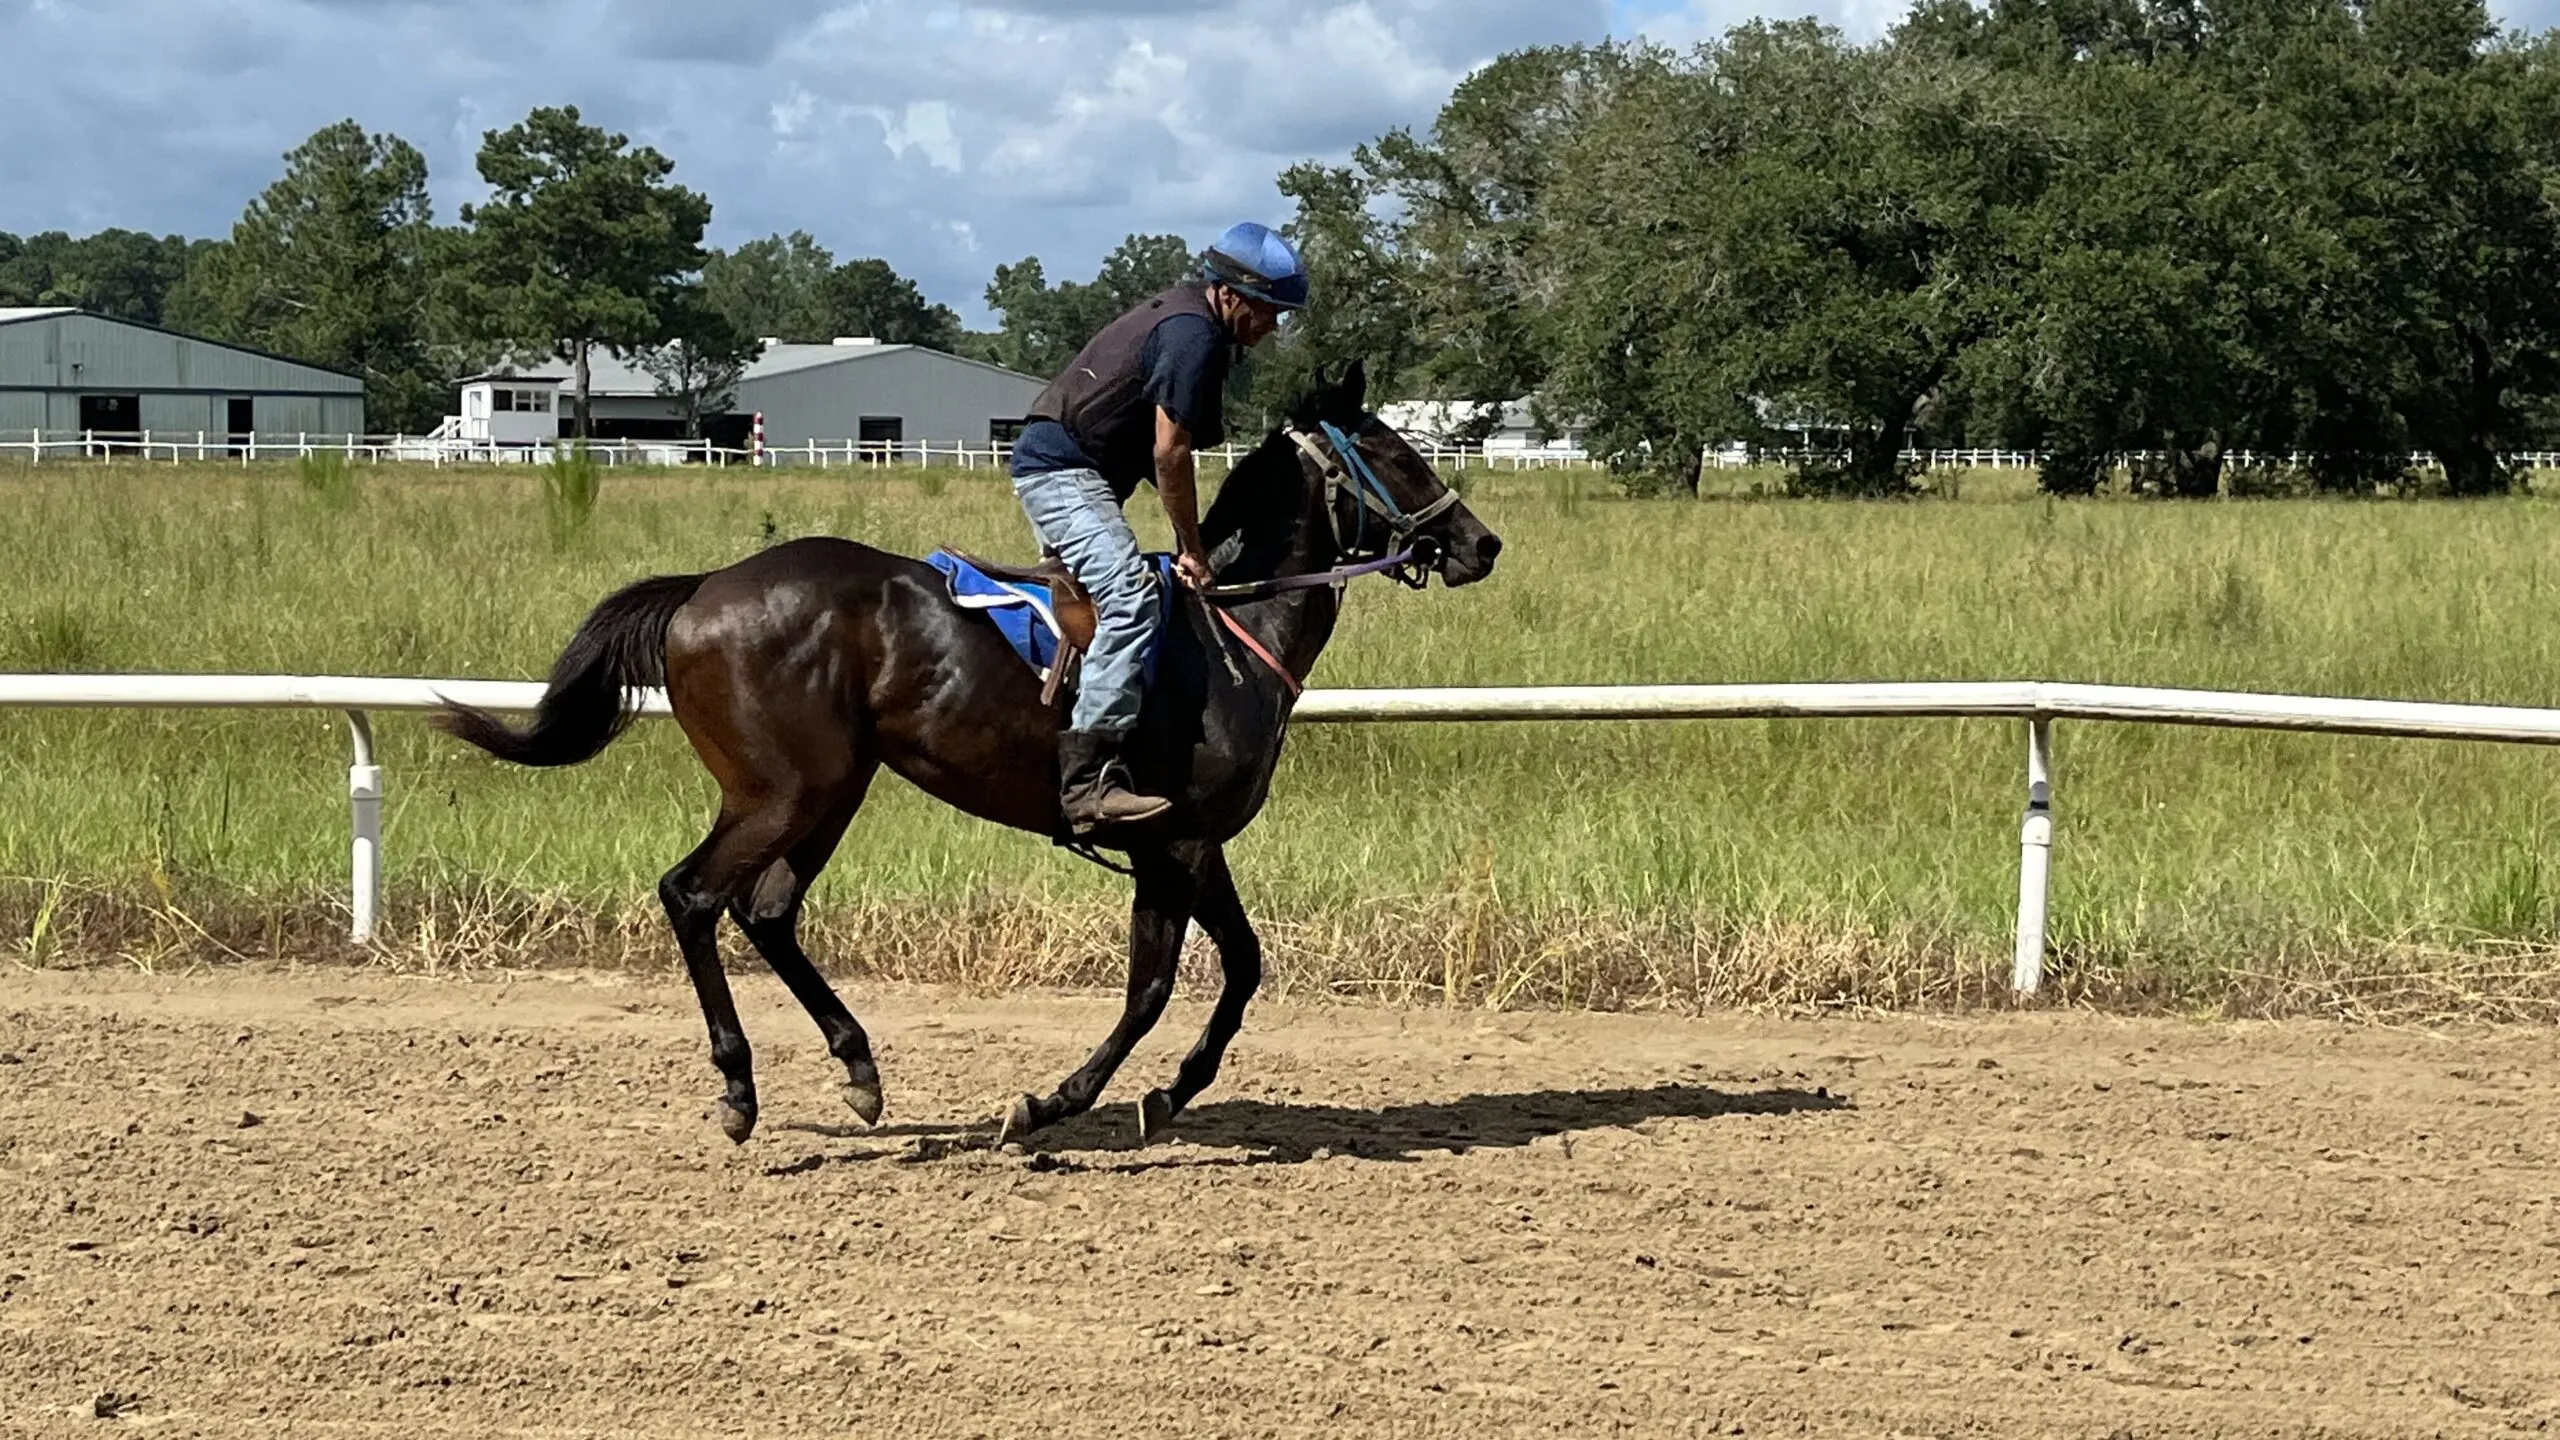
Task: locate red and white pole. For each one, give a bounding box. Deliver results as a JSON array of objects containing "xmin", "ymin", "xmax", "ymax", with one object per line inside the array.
[{"xmin": 751, "ymin": 412, "xmax": 766, "ymax": 467}]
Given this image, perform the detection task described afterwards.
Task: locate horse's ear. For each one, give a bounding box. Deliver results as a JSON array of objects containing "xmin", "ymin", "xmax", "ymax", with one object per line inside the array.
[
  {"xmin": 1290, "ymin": 364, "xmax": 1334, "ymax": 427},
  {"xmin": 1340, "ymin": 358, "xmax": 1369, "ymax": 413}
]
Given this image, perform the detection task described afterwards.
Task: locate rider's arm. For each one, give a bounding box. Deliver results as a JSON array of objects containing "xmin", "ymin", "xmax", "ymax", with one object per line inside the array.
[{"xmin": 1155, "ymin": 407, "xmax": 1210, "ymax": 578}]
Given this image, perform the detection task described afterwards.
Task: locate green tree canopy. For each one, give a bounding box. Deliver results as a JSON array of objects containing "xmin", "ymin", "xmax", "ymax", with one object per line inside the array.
[
  {"xmin": 165, "ymin": 120, "xmax": 447, "ymax": 432},
  {"xmin": 1289, "ymin": 0, "xmax": 2560, "ymax": 496},
  {"xmin": 443, "ymin": 105, "xmax": 713, "ymax": 437},
  {"xmin": 818, "ymin": 257, "xmax": 964, "ymax": 350},
  {"xmin": 699, "ymin": 231, "xmax": 835, "ymax": 345},
  {"xmin": 700, "ymin": 233, "xmax": 964, "ymax": 351},
  {"xmin": 980, "ymin": 233, "xmax": 1197, "ymax": 379},
  {"xmin": 0, "ymin": 228, "xmax": 200, "ymax": 324}
]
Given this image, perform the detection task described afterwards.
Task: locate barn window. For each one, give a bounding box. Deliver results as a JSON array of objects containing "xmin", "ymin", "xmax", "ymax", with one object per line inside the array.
[
  {"xmin": 989, "ymin": 418, "xmax": 1027, "ymax": 444},
  {"xmin": 78, "ymin": 395, "xmax": 140, "ymax": 434}
]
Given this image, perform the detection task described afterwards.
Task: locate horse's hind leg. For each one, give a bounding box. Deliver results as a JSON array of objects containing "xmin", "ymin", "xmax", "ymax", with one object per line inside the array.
[
  {"xmin": 659, "ymin": 801, "xmax": 813, "ymax": 1145},
  {"xmin": 730, "ymin": 759, "xmax": 888, "ymax": 1125},
  {"xmin": 998, "ymin": 843, "xmax": 1202, "ymax": 1143},
  {"xmin": 1138, "ymin": 845, "xmax": 1258, "ymax": 1142}
]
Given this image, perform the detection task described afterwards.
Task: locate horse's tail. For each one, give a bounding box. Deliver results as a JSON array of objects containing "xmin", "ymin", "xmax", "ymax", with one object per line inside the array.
[{"xmin": 434, "ymin": 573, "xmax": 706, "ymax": 768}]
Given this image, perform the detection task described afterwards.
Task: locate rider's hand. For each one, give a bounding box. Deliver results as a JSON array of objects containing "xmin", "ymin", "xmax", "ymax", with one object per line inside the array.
[{"xmin": 1176, "ymin": 549, "xmax": 1215, "ymax": 591}]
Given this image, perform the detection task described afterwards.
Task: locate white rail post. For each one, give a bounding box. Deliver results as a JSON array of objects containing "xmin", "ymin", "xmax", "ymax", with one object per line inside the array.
[
  {"xmin": 345, "ymin": 710, "xmax": 382, "ymax": 945},
  {"xmin": 2013, "ymin": 716, "xmax": 2055, "ymax": 995}
]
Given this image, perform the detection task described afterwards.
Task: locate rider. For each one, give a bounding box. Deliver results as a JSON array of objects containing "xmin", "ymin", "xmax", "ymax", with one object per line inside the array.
[{"xmin": 1012, "ymin": 221, "xmax": 1308, "ymax": 835}]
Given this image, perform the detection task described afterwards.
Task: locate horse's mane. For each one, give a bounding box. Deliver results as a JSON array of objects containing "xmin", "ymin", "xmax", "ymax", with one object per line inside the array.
[{"xmin": 1199, "ymin": 426, "xmax": 1307, "ymax": 572}]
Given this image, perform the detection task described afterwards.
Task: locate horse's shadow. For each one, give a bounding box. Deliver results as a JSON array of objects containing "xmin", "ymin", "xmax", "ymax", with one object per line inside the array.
[{"xmin": 772, "ymin": 1081, "xmax": 1846, "ymax": 1174}]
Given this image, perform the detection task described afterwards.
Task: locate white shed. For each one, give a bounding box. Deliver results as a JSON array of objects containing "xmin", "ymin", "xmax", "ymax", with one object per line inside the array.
[{"xmin": 1375, "ymin": 397, "xmax": 1587, "ymax": 459}]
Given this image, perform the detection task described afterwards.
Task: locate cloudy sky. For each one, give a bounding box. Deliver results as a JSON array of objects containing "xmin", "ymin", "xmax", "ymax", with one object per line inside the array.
[{"xmin": 6, "ymin": 0, "xmax": 2556, "ymax": 324}]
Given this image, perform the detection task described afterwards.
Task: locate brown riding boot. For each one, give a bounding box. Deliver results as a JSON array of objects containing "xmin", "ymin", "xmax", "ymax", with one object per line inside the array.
[{"xmin": 1059, "ymin": 729, "xmax": 1171, "ymax": 835}]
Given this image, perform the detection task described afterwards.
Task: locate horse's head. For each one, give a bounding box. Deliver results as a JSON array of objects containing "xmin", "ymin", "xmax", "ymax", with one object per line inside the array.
[{"xmin": 1285, "ymin": 361, "xmax": 1502, "ymax": 588}]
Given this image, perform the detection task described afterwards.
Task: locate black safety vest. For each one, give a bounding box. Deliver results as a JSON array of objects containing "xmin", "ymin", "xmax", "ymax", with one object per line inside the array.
[{"xmin": 1028, "ymin": 282, "xmax": 1231, "ymax": 492}]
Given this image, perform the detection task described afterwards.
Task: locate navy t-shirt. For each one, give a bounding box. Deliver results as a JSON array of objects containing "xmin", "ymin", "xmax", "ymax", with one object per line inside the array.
[{"xmin": 1011, "ymin": 313, "xmax": 1229, "ymax": 501}]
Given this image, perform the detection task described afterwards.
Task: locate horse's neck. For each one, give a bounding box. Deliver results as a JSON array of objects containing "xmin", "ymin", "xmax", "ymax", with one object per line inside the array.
[
  {"xmin": 1254, "ymin": 583, "xmax": 1340, "ymax": 687},
  {"xmin": 1206, "ymin": 438, "xmax": 1344, "ymax": 686}
]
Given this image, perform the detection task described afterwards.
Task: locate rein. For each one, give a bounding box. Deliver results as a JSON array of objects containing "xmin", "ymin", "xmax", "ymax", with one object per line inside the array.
[{"xmin": 1195, "ymin": 547, "xmax": 1416, "ymax": 602}]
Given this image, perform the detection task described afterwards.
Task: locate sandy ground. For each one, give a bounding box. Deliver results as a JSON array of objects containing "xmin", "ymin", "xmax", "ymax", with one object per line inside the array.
[{"xmin": 3, "ymin": 968, "xmax": 2558, "ymax": 1438}]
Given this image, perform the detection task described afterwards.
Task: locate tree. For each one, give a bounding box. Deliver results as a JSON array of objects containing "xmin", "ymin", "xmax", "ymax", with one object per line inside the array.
[
  {"xmin": 444, "ymin": 105, "xmax": 712, "ymax": 438},
  {"xmin": 980, "ymin": 257, "xmax": 1075, "ymax": 377},
  {"xmin": 700, "ymin": 231, "xmax": 835, "ymax": 344},
  {"xmin": 635, "ymin": 292, "xmax": 756, "ymax": 440},
  {"xmin": 818, "ymin": 257, "xmax": 964, "ymax": 349},
  {"xmin": 1093, "ymin": 233, "xmax": 1196, "ymax": 311},
  {"xmin": 0, "ymin": 228, "xmax": 198, "ymax": 323},
  {"xmin": 1250, "ymin": 162, "xmax": 1419, "ymax": 428},
  {"xmin": 980, "ymin": 233, "xmax": 1197, "ymax": 379},
  {"xmin": 1373, "ymin": 47, "xmax": 1636, "ymax": 411},
  {"xmin": 1536, "ymin": 27, "xmax": 2053, "ymax": 492},
  {"xmin": 2346, "ymin": 0, "xmax": 2560, "ymax": 494},
  {"xmin": 165, "ymin": 121, "xmax": 447, "ymax": 432}
]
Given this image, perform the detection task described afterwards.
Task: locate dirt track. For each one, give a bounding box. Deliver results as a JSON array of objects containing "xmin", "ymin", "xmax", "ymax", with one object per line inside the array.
[{"xmin": 3, "ymin": 969, "xmax": 2558, "ymax": 1437}]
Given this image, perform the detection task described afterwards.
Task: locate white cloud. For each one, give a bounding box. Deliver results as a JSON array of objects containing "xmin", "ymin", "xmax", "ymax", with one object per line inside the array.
[{"xmin": 868, "ymin": 101, "xmax": 964, "ymax": 172}]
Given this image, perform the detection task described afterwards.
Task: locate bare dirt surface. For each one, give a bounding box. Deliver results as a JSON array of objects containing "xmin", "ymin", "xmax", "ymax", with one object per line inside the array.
[{"xmin": 4, "ymin": 969, "xmax": 2558, "ymax": 1438}]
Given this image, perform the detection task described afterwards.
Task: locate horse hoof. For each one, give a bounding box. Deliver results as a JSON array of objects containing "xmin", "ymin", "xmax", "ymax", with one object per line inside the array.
[
  {"xmin": 997, "ymin": 1093, "xmax": 1040, "ymax": 1146},
  {"xmin": 716, "ymin": 1099, "xmax": 758, "ymax": 1145},
  {"xmin": 841, "ymin": 1079, "xmax": 886, "ymax": 1128},
  {"xmin": 1137, "ymin": 1090, "xmax": 1177, "ymax": 1144}
]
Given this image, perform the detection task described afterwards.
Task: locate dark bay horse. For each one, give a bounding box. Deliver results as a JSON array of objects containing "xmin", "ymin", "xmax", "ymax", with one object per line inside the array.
[{"xmin": 435, "ymin": 362, "xmax": 1501, "ymax": 1146}]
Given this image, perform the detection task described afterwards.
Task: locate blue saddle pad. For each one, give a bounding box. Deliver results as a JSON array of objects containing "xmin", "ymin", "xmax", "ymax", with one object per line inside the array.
[{"xmin": 926, "ymin": 549, "xmax": 1175, "ymax": 686}]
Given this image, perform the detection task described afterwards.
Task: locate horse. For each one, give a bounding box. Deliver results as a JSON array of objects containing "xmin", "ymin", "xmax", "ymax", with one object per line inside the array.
[{"xmin": 433, "ymin": 361, "xmax": 1502, "ymax": 1146}]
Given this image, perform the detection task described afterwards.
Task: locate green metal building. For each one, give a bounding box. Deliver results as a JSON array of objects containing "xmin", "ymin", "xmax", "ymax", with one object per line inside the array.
[{"xmin": 0, "ymin": 307, "xmax": 365, "ymax": 441}]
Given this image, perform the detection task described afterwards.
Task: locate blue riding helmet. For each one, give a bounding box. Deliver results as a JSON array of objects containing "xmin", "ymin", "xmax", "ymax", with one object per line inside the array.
[{"xmin": 1202, "ymin": 222, "xmax": 1309, "ymax": 311}]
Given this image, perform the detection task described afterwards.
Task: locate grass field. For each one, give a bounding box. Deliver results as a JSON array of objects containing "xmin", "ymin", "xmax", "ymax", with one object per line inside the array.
[{"xmin": 5, "ymin": 456, "xmax": 2560, "ymax": 1017}]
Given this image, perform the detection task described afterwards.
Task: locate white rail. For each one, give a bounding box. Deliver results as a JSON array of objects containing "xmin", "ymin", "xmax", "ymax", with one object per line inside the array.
[{"xmin": 6, "ymin": 673, "xmax": 2560, "ymax": 990}]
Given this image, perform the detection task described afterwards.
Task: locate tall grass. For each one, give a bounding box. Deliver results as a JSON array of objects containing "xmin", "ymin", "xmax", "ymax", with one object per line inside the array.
[
  {"xmin": 4, "ymin": 458, "xmax": 2560, "ymax": 1015},
  {"xmin": 541, "ymin": 445, "xmax": 602, "ymax": 550}
]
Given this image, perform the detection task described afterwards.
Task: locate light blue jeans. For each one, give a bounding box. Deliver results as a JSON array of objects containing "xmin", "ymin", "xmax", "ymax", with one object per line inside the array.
[{"xmin": 1013, "ymin": 466, "xmax": 1160, "ymax": 738}]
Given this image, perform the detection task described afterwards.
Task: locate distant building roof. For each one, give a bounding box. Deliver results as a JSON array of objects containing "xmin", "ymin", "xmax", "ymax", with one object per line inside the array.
[
  {"xmin": 461, "ymin": 340, "xmax": 1039, "ymax": 396},
  {"xmin": 0, "ymin": 306, "xmax": 364, "ymax": 382}
]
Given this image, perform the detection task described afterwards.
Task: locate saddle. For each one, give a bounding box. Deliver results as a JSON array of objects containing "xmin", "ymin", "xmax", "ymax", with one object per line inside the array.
[{"xmin": 934, "ymin": 549, "xmax": 1098, "ymax": 707}]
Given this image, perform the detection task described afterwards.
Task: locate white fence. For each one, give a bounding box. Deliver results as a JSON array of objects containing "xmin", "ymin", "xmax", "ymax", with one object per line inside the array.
[
  {"xmin": 16, "ymin": 428, "xmax": 2560, "ymax": 477},
  {"xmin": 0, "ymin": 430, "xmax": 1574, "ymax": 472},
  {"xmin": 7, "ymin": 673, "xmax": 2560, "ymax": 992}
]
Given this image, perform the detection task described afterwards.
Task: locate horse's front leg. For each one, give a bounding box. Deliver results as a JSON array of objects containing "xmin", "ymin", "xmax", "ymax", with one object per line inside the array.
[
  {"xmin": 999, "ymin": 843, "xmax": 1203, "ymax": 1143},
  {"xmin": 1138, "ymin": 845, "xmax": 1258, "ymax": 1142}
]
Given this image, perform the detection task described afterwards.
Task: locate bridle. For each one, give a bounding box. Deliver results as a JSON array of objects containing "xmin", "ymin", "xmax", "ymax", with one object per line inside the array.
[
  {"xmin": 1293, "ymin": 420, "xmax": 1460, "ymax": 585},
  {"xmin": 1189, "ymin": 418, "xmax": 1465, "ymax": 698},
  {"xmin": 1197, "ymin": 420, "xmax": 1460, "ymax": 604}
]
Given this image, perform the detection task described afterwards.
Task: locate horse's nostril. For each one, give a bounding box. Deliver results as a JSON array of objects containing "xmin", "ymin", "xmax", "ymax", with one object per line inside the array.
[{"xmin": 1477, "ymin": 534, "xmax": 1503, "ymax": 563}]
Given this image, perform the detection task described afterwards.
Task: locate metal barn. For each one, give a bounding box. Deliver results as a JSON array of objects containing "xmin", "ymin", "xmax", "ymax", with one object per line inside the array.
[
  {"xmin": 0, "ymin": 308, "xmax": 366, "ymax": 442},
  {"xmin": 450, "ymin": 338, "xmax": 1046, "ymax": 450}
]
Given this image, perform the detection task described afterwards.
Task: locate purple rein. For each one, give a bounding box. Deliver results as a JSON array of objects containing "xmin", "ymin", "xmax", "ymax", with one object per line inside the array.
[{"xmin": 1197, "ymin": 549, "xmax": 1417, "ymax": 605}]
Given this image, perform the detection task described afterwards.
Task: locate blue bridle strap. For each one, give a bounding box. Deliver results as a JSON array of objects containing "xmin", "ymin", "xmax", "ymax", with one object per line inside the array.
[
  {"xmin": 1285, "ymin": 419, "xmax": 1462, "ymax": 564},
  {"xmin": 1320, "ymin": 420, "xmax": 1407, "ymax": 540}
]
